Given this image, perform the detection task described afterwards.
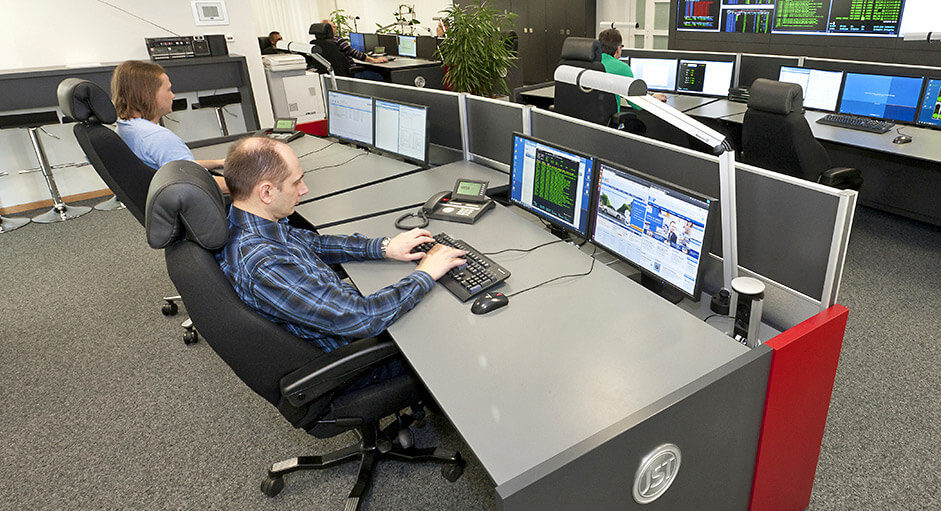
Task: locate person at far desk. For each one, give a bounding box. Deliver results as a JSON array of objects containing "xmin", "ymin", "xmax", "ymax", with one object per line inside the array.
[
  {"xmin": 322, "ymin": 20, "xmax": 387, "ymax": 81},
  {"xmin": 111, "ymin": 60, "xmax": 228, "ymax": 193},
  {"xmin": 216, "ymin": 137, "xmax": 467, "ymax": 357},
  {"xmin": 597, "ymin": 28, "xmax": 667, "ymax": 114}
]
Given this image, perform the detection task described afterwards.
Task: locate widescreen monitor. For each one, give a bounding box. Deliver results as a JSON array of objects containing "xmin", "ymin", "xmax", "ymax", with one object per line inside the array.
[
  {"xmin": 363, "ymin": 33, "xmax": 380, "ymax": 52},
  {"xmin": 509, "ymin": 133, "xmax": 596, "ymax": 238},
  {"xmin": 630, "ymin": 58, "xmax": 678, "ymax": 92},
  {"xmin": 326, "ymin": 89, "xmax": 374, "ymax": 146},
  {"xmin": 397, "ymin": 35, "xmax": 417, "ymax": 58},
  {"xmin": 676, "ymin": 59, "xmax": 735, "ymax": 96},
  {"xmin": 373, "ymin": 98, "xmax": 429, "ymax": 164},
  {"xmin": 349, "ymin": 32, "xmax": 366, "ymax": 53},
  {"xmin": 916, "ymin": 78, "xmax": 941, "ymax": 128},
  {"xmin": 778, "ymin": 66, "xmax": 844, "ymax": 111},
  {"xmin": 590, "ymin": 159, "xmax": 717, "ymax": 302},
  {"xmin": 838, "ymin": 72, "xmax": 925, "ymax": 123}
]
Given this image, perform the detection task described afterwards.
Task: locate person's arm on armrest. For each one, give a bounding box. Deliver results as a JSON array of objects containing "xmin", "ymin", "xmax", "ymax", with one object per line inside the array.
[{"xmin": 196, "ymin": 158, "xmax": 225, "ymax": 170}]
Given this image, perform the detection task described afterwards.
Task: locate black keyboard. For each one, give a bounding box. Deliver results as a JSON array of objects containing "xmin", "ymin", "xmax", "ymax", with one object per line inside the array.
[
  {"xmin": 816, "ymin": 114, "xmax": 894, "ymax": 134},
  {"xmin": 412, "ymin": 233, "xmax": 510, "ymax": 302}
]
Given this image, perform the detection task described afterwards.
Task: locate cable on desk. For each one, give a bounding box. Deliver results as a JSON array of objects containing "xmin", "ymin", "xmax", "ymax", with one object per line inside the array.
[
  {"xmin": 681, "ymin": 97, "xmax": 721, "ymax": 113},
  {"xmin": 482, "ymin": 239, "xmax": 563, "ymax": 256},
  {"xmin": 295, "ymin": 141, "xmax": 338, "ymax": 160},
  {"xmin": 505, "ymin": 246, "xmax": 597, "ymax": 299},
  {"xmin": 303, "ymin": 153, "xmax": 366, "ymax": 174}
]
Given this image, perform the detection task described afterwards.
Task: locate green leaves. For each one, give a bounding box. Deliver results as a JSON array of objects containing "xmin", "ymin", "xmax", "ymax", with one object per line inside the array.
[
  {"xmin": 330, "ymin": 9, "xmax": 353, "ymax": 38},
  {"xmin": 438, "ymin": 1, "xmax": 517, "ymax": 97}
]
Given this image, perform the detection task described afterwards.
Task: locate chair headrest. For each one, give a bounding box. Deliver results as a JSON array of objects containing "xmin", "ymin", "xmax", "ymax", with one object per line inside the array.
[
  {"xmin": 57, "ymin": 78, "xmax": 117, "ymax": 125},
  {"xmin": 560, "ymin": 38, "xmax": 600, "ymax": 62},
  {"xmin": 145, "ymin": 160, "xmax": 228, "ymax": 250},
  {"xmin": 748, "ymin": 78, "xmax": 803, "ymax": 114},
  {"xmin": 309, "ymin": 23, "xmax": 334, "ymax": 39}
]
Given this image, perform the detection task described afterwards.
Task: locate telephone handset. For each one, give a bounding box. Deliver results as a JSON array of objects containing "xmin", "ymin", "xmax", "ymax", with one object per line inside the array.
[
  {"xmin": 395, "ymin": 179, "xmax": 494, "ymax": 230},
  {"xmin": 422, "ymin": 191, "xmax": 452, "ymax": 214}
]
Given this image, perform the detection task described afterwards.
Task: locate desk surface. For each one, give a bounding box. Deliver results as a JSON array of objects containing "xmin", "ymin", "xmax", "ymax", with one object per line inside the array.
[
  {"xmin": 294, "ymin": 160, "xmax": 508, "ymax": 228},
  {"xmin": 355, "ymin": 57, "xmax": 440, "ymax": 69},
  {"xmin": 322, "ymin": 204, "xmax": 750, "ymax": 486}
]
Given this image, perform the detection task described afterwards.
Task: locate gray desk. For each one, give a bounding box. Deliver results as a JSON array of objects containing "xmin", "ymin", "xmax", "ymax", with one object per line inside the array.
[
  {"xmin": 294, "ymin": 160, "xmax": 507, "ymax": 229},
  {"xmin": 354, "ymin": 58, "xmax": 445, "ymax": 89},
  {"xmin": 321, "ymin": 205, "xmax": 770, "ymax": 509}
]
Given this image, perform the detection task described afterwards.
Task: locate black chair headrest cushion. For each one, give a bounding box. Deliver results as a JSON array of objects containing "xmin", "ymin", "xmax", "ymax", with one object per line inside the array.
[
  {"xmin": 560, "ymin": 37, "xmax": 600, "ymax": 62},
  {"xmin": 748, "ymin": 78, "xmax": 803, "ymax": 115},
  {"xmin": 146, "ymin": 160, "xmax": 228, "ymax": 250},
  {"xmin": 57, "ymin": 78, "xmax": 117, "ymax": 125},
  {"xmin": 309, "ymin": 23, "xmax": 334, "ymax": 39}
]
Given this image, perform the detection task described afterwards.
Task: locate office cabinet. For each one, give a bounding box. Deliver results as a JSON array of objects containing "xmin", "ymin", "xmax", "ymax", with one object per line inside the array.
[{"xmin": 513, "ymin": 0, "xmax": 596, "ymax": 84}]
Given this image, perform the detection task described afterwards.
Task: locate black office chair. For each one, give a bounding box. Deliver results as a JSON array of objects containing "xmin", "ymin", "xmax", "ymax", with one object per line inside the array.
[
  {"xmin": 553, "ymin": 37, "xmax": 639, "ymax": 131},
  {"xmin": 144, "ymin": 160, "xmax": 463, "ymax": 510},
  {"xmin": 742, "ymin": 79, "xmax": 863, "ymax": 190},
  {"xmin": 56, "ymin": 78, "xmax": 193, "ymax": 341},
  {"xmin": 309, "ymin": 23, "xmax": 352, "ymax": 77}
]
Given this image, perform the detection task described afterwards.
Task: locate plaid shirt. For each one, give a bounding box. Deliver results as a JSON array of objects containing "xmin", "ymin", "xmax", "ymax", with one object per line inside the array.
[{"xmin": 216, "ymin": 207, "xmax": 434, "ymax": 352}]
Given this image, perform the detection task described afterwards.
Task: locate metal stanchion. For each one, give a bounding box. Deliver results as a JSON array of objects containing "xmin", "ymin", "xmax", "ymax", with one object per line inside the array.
[
  {"xmin": 0, "ymin": 171, "xmax": 30, "ymax": 232},
  {"xmin": 94, "ymin": 195, "xmax": 125, "ymax": 211},
  {"xmin": 27, "ymin": 127, "xmax": 91, "ymax": 223},
  {"xmin": 213, "ymin": 107, "xmax": 229, "ymax": 136}
]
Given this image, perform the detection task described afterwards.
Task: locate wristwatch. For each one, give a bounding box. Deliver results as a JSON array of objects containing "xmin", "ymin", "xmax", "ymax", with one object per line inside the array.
[{"xmin": 380, "ymin": 237, "xmax": 390, "ymax": 258}]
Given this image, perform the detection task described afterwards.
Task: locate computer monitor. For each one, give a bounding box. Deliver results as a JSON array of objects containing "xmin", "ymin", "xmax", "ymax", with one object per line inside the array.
[
  {"xmin": 838, "ymin": 72, "xmax": 925, "ymax": 123},
  {"xmin": 363, "ymin": 33, "xmax": 380, "ymax": 52},
  {"xmin": 349, "ymin": 32, "xmax": 366, "ymax": 53},
  {"xmin": 377, "ymin": 34, "xmax": 397, "ymax": 55},
  {"xmin": 629, "ymin": 58, "xmax": 678, "ymax": 92},
  {"xmin": 326, "ymin": 89, "xmax": 374, "ymax": 146},
  {"xmin": 590, "ymin": 159, "xmax": 717, "ymax": 303},
  {"xmin": 676, "ymin": 59, "xmax": 735, "ymax": 96},
  {"xmin": 373, "ymin": 97, "xmax": 429, "ymax": 164},
  {"xmin": 397, "ymin": 35, "xmax": 417, "ymax": 58},
  {"xmin": 509, "ymin": 133, "xmax": 596, "ymax": 238},
  {"xmin": 778, "ymin": 66, "xmax": 844, "ymax": 112},
  {"xmin": 916, "ymin": 78, "xmax": 941, "ymax": 129}
]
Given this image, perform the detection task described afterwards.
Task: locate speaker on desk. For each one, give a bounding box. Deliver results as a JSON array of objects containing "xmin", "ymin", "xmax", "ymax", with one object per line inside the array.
[{"xmin": 206, "ymin": 34, "xmax": 228, "ymax": 56}]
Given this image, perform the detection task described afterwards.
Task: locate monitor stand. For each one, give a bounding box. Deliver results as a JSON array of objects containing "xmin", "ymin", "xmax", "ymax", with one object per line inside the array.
[{"xmin": 629, "ymin": 272, "xmax": 685, "ymax": 304}]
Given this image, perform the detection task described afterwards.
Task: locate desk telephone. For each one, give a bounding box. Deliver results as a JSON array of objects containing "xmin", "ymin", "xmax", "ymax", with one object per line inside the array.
[
  {"xmin": 396, "ymin": 179, "xmax": 494, "ymax": 229},
  {"xmin": 256, "ymin": 117, "xmax": 304, "ymax": 143}
]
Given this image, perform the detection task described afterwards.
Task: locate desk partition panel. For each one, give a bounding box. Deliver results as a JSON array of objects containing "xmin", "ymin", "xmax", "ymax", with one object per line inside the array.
[
  {"xmin": 464, "ymin": 96, "xmax": 524, "ymax": 169},
  {"xmin": 331, "ymin": 77, "xmax": 463, "ymax": 151}
]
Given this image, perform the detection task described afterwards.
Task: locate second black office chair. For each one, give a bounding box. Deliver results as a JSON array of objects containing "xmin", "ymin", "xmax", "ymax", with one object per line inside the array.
[
  {"xmin": 742, "ymin": 79, "xmax": 863, "ymax": 190},
  {"xmin": 145, "ymin": 161, "xmax": 464, "ymax": 510},
  {"xmin": 309, "ymin": 22, "xmax": 352, "ymax": 76}
]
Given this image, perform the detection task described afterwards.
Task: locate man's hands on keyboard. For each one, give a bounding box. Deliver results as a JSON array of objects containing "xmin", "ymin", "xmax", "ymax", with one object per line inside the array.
[
  {"xmin": 386, "ymin": 228, "xmax": 435, "ymax": 262},
  {"xmin": 416, "ymin": 244, "xmax": 468, "ymax": 281}
]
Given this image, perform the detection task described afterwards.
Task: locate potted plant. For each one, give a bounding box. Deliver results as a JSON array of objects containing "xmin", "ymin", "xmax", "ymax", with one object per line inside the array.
[
  {"xmin": 329, "ymin": 9, "xmax": 354, "ymax": 38},
  {"xmin": 438, "ymin": 1, "xmax": 517, "ymax": 97}
]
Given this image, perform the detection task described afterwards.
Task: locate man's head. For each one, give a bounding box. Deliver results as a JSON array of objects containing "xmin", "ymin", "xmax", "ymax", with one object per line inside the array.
[
  {"xmin": 321, "ymin": 19, "xmax": 336, "ymax": 37},
  {"xmin": 111, "ymin": 60, "xmax": 172, "ymax": 121},
  {"xmin": 225, "ymin": 137, "xmax": 308, "ymax": 220},
  {"xmin": 269, "ymin": 31, "xmax": 282, "ymax": 45},
  {"xmin": 598, "ymin": 28, "xmax": 623, "ymax": 58}
]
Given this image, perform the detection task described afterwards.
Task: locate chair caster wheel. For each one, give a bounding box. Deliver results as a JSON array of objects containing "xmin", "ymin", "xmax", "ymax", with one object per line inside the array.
[
  {"xmin": 397, "ymin": 428, "xmax": 414, "ymax": 449},
  {"xmin": 260, "ymin": 475, "xmax": 284, "ymax": 497},
  {"xmin": 183, "ymin": 330, "xmax": 199, "ymax": 345},
  {"xmin": 377, "ymin": 437, "xmax": 393, "ymax": 454},
  {"xmin": 442, "ymin": 461, "xmax": 464, "ymax": 482},
  {"xmin": 161, "ymin": 301, "xmax": 178, "ymax": 316}
]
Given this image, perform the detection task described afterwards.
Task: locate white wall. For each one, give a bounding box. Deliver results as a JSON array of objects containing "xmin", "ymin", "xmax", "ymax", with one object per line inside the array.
[
  {"xmin": 319, "ymin": 0, "xmax": 451, "ymax": 37},
  {"xmin": 0, "ymin": 0, "xmax": 273, "ymax": 211}
]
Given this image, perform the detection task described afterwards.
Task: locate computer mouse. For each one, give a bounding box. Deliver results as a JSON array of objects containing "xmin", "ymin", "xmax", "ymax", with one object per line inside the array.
[
  {"xmin": 471, "ymin": 292, "xmax": 509, "ymax": 315},
  {"xmin": 893, "ymin": 135, "xmax": 912, "ymax": 144}
]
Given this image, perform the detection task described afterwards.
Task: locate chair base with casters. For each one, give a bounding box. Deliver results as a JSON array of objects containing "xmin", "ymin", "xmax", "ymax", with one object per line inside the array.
[
  {"xmin": 0, "ymin": 215, "xmax": 30, "ymax": 233},
  {"xmin": 26, "ymin": 126, "xmax": 92, "ymax": 223},
  {"xmin": 160, "ymin": 294, "xmax": 199, "ymax": 345},
  {"xmin": 94, "ymin": 195, "xmax": 125, "ymax": 211}
]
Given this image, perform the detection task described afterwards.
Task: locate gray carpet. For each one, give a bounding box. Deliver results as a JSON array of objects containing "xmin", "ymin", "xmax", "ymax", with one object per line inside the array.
[{"xmin": 1, "ymin": 201, "xmax": 938, "ymax": 510}]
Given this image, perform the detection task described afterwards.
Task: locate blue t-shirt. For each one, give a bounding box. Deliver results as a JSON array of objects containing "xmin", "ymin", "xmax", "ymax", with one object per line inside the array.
[{"xmin": 116, "ymin": 117, "xmax": 195, "ymax": 170}]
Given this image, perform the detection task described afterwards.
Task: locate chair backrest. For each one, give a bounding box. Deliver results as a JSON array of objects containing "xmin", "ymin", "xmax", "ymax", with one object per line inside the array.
[
  {"xmin": 309, "ymin": 23, "xmax": 351, "ymax": 76},
  {"xmin": 57, "ymin": 78, "xmax": 155, "ymax": 226},
  {"xmin": 146, "ymin": 160, "xmax": 323, "ymax": 406},
  {"xmin": 742, "ymin": 78, "xmax": 832, "ymax": 182},
  {"xmin": 553, "ymin": 37, "xmax": 618, "ymax": 126}
]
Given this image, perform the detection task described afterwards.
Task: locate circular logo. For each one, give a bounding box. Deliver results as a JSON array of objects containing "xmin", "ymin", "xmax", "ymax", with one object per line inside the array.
[
  {"xmin": 414, "ymin": 76, "xmax": 427, "ymax": 88},
  {"xmin": 632, "ymin": 443, "xmax": 681, "ymax": 504}
]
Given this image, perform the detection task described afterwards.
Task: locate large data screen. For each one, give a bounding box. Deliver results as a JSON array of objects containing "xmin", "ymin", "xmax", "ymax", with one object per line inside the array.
[
  {"xmin": 778, "ymin": 66, "xmax": 844, "ymax": 111},
  {"xmin": 838, "ymin": 72, "xmax": 924, "ymax": 122},
  {"xmin": 916, "ymin": 78, "xmax": 941, "ymax": 128},
  {"xmin": 630, "ymin": 58, "xmax": 679, "ymax": 92},
  {"xmin": 374, "ymin": 98, "xmax": 428, "ymax": 163},
  {"xmin": 591, "ymin": 161, "xmax": 712, "ymax": 297},
  {"xmin": 510, "ymin": 134, "xmax": 595, "ymax": 237},
  {"xmin": 677, "ymin": 60, "xmax": 735, "ymax": 96},
  {"xmin": 327, "ymin": 90, "xmax": 373, "ymax": 146}
]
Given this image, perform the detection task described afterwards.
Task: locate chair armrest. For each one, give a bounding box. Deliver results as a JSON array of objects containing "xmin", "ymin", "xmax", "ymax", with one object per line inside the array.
[
  {"xmin": 611, "ymin": 110, "xmax": 637, "ymax": 126},
  {"xmin": 818, "ymin": 167, "xmax": 863, "ymax": 191},
  {"xmin": 279, "ymin": 337, "xmax": 399, "ymax": 407}
]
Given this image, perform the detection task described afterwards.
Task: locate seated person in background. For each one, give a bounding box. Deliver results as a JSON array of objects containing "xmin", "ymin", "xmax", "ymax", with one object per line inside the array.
[
  {"xmin": 260, "ymin": 31, "xmax": 283, "ymax": 54},
  {"xmin": 597, "ymin": 28, "xmax": 667, "ymax": 108},
  {"xmin": 216, "ymin": 136, "xmax": 467, "ymax": 353},
  {"xmin": 111, "ymin": 60, "xmax": 227, "ymax": 192},
  {"xmin": 321, "ymin": 20, "xmax": 387, "ymax": 81}
]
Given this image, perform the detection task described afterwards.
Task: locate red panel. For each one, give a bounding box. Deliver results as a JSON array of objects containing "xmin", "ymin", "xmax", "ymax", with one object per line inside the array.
[
  {"xmin": 297, "ymin": 119, "xmax": 328, "ymax": 137},
  {"xmin": 749, "ymin": 305, "xmax": 849, "ymax": 511}
]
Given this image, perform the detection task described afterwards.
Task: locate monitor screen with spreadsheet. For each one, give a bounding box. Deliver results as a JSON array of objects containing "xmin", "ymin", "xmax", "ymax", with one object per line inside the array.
[
  {"xmin": 778, "ymin": 67, "xmax": 844, "ymax": 111},
  {"xmin": 326, "ymin": 89, "xmax": 374, "ymax": 146},
  {"xmin": 373, "ymin": 98, "xmax": 429, "ymax": 164}
]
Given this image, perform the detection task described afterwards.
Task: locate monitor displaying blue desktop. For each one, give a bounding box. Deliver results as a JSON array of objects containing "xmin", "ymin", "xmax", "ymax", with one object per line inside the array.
[
  {"xmin": 630, "ymin": 58, "xmax": 678, "ymax": 92},
  {"xmin": 676, "ymin": 59, "xmax": 735, "ymax": 96},
  {"xmin": 397, "ymin": 35, "xmax": 417, "ymax": 58},
  {"xmin": 509, "ymin": 133, "xmax": 596, "ymax": 237},
  {"xmin": 591, "ymin": 159, "xmax": 716, "ymax": 302},
  {"xmin": 326, "ymin": 89, "xmax": 374, "ymax": 146},
  {"xmin": 778, "ymin": 66, "xmax": 844, "ymax": 112},
  {"xmin": 916, "ymin": 78, "xmax": 941, "ymax": 128},
  {"xmin": 838, "ymin": 73, "xmax": 924, "ymax": 122},
  {"xmin": 349, "ymin": 32, "xmax": 366, "ymax": 53},
  {"xmin": 374, "ymin": 98, "xmax": 429, "ymax": 164}
]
